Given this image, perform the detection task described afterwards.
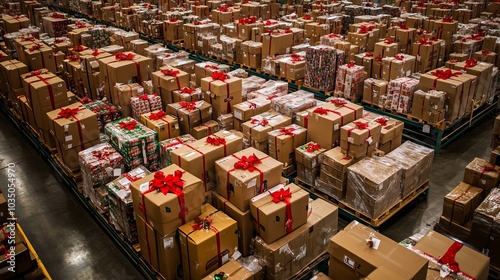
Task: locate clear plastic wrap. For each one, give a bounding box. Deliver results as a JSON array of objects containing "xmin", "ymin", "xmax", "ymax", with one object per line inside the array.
[
  {"xmin": 106, "ymin": 165, "xmax": 150, "ymax": 244},
  {"xmin": 464, "ymin": 157, "xmax": 500, "ymax": 194},
  {"xmin": 228, "ymin": 68, "xmax": 249, "ymax": 78},
  {"xmin": 246, "ymin": 80, "xmax": 288, "ymax": 100},
  {"xmin": 270, "ymin": 90, "xmax": 316, "ymax": 118},
  {"xmin": 130, "ymin": 94, "xmax": 162, "ymax": 121},
  {"xmin": 233, "ymin": 97, "xmax": 272, "ymax": 122},
  {"xmin": 443, "ymin": 182, "xmax": 483, "ymax": 226},
  {"xmin": 346, "ymin": 156, "xmax": 403, "ymax": 219},
  {"xmin": 78, "ymin": 143, "xmax": 125, "ymax": 213},
  {"xmin": 385, "ymin": 141, "xmax": 434, "ymax": 197}
]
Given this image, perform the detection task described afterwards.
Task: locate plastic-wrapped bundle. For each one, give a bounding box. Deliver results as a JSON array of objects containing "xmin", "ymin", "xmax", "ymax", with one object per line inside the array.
[
  {"xmin": 130, "ymin": 94, "xmax": 162, "ymax": 121},
  {"xmin": 386, "ymin": 77, "xmax": 419, "ymax": 114},
  {"xmin": 270, "ymin": 90, "xmax": 316, "ymax": 118},
  {"xmin": 346, "ymin": 156, "xmax": 403, "ymax": 219},
  {"xmin": 304, "ymin": 45, "xmax": 337, "ymax": 92},
  {"xmin": 385, "ymin": 141, "xmax": 434, "ymax": 198},
  {"xmin": 246, "ymin": 80, "xmax": 288, "ymax": 100},
  {"xmin": 335, "ymin": 62, "xmax": 366, "ymax": 101},
  {"xmin": 83, "ymin": 100, "xmax": 122, "ymax": 132},
  {"xmin": 79, "ymin": 143, "xmax": 125, "ymax": 213},
  {"xmin": 470, "ymin": 188, "xmax": 500, "ymax": 254}
]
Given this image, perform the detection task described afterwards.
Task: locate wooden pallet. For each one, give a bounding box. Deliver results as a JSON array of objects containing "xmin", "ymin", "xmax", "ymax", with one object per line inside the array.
[
  {"xmin": 52, "ymin": 154, "xmax": 82, "ymax": 183},
  {"xmin": 311, "ymin": 186, "xmax": 341, "ymax": 205},
  {"xmin": 239, "ymin": 64, "xmax": 262, "ymax": 73},
  {"xmin": 332, "ymin": 92, "xmax": 360, "ymax": 103},
  {"xmin": 407, "ymin": 114, "xmax": 447, "ymax": 129},
  {"xmin": 338, "ymin": 180, "xmax": 429, "ymax": 228},
  {"xmin": 165, "ymin": 39, "xmax": 183, "ymax": 45},
  {"xmin": 302, "ymin": 85, "xmax": 334, "ymax": 96},
  {"xmin": 294, "ymin": 176, "xmax": 315, "ymax": 190}
]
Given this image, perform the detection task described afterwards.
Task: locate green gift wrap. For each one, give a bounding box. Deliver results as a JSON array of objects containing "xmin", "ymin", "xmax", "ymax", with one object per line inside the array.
[
  {"xmin": 105, "ymin": 117, "xmax": 160, "ymax": 171},
  {"xmin": 83, "ymin": 100, "xmax": 121, "ymax": 132},
  {"xmin": 106, "ymin": 165, "xmax": 150, "ymax": 244},
  {"xmin": 159, "ymin": 134, "xmax": 197, "ymax": 168}
]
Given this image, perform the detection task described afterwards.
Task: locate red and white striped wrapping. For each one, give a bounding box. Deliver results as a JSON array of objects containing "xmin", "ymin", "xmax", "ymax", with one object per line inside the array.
[
  {"xmin": 387, "ymin": 77, "xmax": 419, "ymax": 114},
  {"xmin": 130, "ymin": 94, "xmax": 162, "ymax": 120}
]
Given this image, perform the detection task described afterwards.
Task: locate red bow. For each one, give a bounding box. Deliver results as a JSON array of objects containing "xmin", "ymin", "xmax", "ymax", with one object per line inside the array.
[
  {"xmin": 234, "ymin": 154, "xmax": 262, "ymax": 171},
  {"xmin": 270, "ymin": 188, "xmax": 293, "ymax": 233},
  {"xmin": 119, "ymin": 120, "xmax": 137, "ymax": 130},
  {"xmin": 419, "ymin": 38, "xmax": 432, "ymax": 45},
  {"xmin": 394, "ymin": 55, "xmax": 404, "ymax": 61},
  {"xmin": 169, "ymin": 18, "xmax": 178, "ymax": 22},
  {"xmin": 284, "ymin": 29, "xmax": 293, "ymax": 34},
  {"xmin": 68, "ymin": 55, "xmax": 79, "ymax": 61},
  {"xmin": 433, "ymin": 0, "xmax": 441, "ymax": 4},
  {"xmin": 290, "ymin": 54, "xmax": 304, "ymax": 62},
  {"xmin": 358, "ymin": 25, "xmax": 374, "ymax": 34},
  {"xmin": 206, "ymin": 135, "xmax": 226, "ymax": 146},
  {"xmin": 138, "ymin": 94, "xmax": 149, "ymax": 101},
  {"xmin": 193, "ymin": 21, "xmax": 201, "ymax": 25},
  {"xmin": 25, "ymin": 70, "xmax": 43, "ymax": 77},
  {"xmin": 431, "ymin": 69, "xmax": 462, "ymax": 80},
  {"xmin": 279, "ymin": 127, "xmax": 296, "ymax": 136},
  {"xmin": 91, "ymin": 150, "xmax": 113, "ymax": 161},
  {"xmin": 51, "ymin": 12, "xmax": 65, "ymax": 19},
  {"xmin": 482, "ymin": 166, "xmax": 496, "ymax": 175},
  {"xmin": 191, "ymin": 215, "xmax": 213, "ymax": 230},
  {"xmin": 330, "ymin": 98, "xmax": 347, "ymax": 106},
  {"xmin": 238, "ymin": 17, "xmax": 257, "ymax": 24},
  {"xmin": 211, "ymin": 71, "xmax": 229, "ymax": 81},
  {"xmin": 397, "ymin": 23, "xmax": 408, "ymax": 30},
  {"xmin": 265, "ymin": 20, "xmax": 277, "ymax": 26},
  {"xmin": 115, "ymin": 52, "xmax": 134, "ymax": 61},
  {"xmin": 353, "ymin": 121, "xmax": 369, "ymax": 130},
  {"xmin": 149, "ymin": 110, "xmax": 167, "ymax": 120},
  {"xmin": 448, "ymin": 59, "xmax": 457, "ymax": 63},
  {"xmin": 347, "ymin": 61, "xmax": 355, "ymax": 68},
  {"xmin": 22, "ymin": 36, "xmax": 35, "ymax": 41},
  {"xmin": 54, "ymin": 38, "xmax": 64, "ymax": 44},
  {"xmin": 72, "ymin": 45, "xmax": 85, "ymax": 52},
  {"xmin": 92, "ymin": 49, "xmax": 100, "ymax": 56},
  {"xmin": 218, "ymin": 5, "xmax": 229, "ymax": 12},
  {"xmin": 375, "ymin": 117, "xmax": 388, "ymax": 126},
  {"xmin": 306, "ymin": 142, "xmax": 321, "ymax": 153},
  {"xmin": 482, "ymin": 50, "xmax": 492, "ymax": 55},
  {"xmin": 28, "ymin": 44, "xmax": 42, "ymax": 52},
  {"xmin": 464, "ymin": 58, "xmax": 478, "ymax": 69},
  {"xmin": 375, "ymin": 56, "xmax": 382, "ymax": 61},
  {"xmin": 204, "ymin": 64, "xmax": 219, "ymax": 70},
  {"xmin": 179, "ymin": 101, "xmax": 197, "ymax": 111},
  {"xmin": 313, "ymin": 107, "xmax": 331, "ymax": 115},
  {"xmin": 75, "ymin": 21, "xmax": 86, "ymax": 28},
  {"xmin": 303, "ymin": 15, "xmax": 311, "ymax": 20},
  {"xmin": 179, "ymin": 87, "xmax": 196, "ymax": 94},
  {"xmin": 383, "ymin": 38, "xmax": 393, "ymax": 44},
  {"xmin": 57, "ymin": 108, "xmax": 79, "ymax": 119},
  {"xmin": 328, "ymin": 33, "xmax": 341, "ymax": 38},
  {"xmin": 365, "ymin": 52, "xmax": 373, "ymax": 57},
  {"xmin": 251, "ymin": 118, "xmax": 269, "ymax": 126},
  {"xmin": 149, "ymin": 170, "xmax": 184, "ymax": 195},
  {"xmin": 442, "ymin": 17, "xmax": 454, "ymax": 23},
  {"xmin": 80, "ymin": 96, "xmax": 92, "ymax": 104},
  {"xmin": 162, "ymin": 69, "xmax": 180, "ymax": 77}
]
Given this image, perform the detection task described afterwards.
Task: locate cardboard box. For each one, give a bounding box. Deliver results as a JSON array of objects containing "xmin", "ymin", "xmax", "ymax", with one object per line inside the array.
[
  {"xmin": 202, "ymin": 260, "xmax": 256, "ymax": 280},
  {"xmin": 381, "ymin": 55, "xmax": 416, "ymax": 81},
  {"xmin": 130, "ymin": 164, "xmax": 205, "ymax": 235},
  {"xmin": 374, "ymin": 40, "xmax": 398, "ymax": 58},
  {"xmin": 463, "ymin": 157, "xmax": 500, "ymax": 195},
  {"xmin": 191, "ymin": 120, "xmax": 220, "ymax": 140},
  {"xmin": 328, "ymin": 221, "xmax": 428, "ymax": 280},
  {"xmin": 179, "ymin": 204, "xmax": 238, "ymax": 280},
  {"xmin": 171, "ymin": 130, "xmax": 243, "ymax": 192},
  {"xmin": 307, "ymin": 102, "xmax": 363, "ymax": 149},
  {"xmin": 295, "ymin": 141, "xmax": 326, "ymax": 169},
  {"xmin": 261, "ymin": 32, "xmax": 293, "ymax": 58},
  {"xmin": 268, "ymin": 124, "xmax": 307, "ymax": 165},
  {"xmin": 340, "ymin": 119, "xmax": 381, "ymax": 156},
  {"xmin": 201, "ymin": 74, "xmax": 243, "ymax": 118},
  {"xmin": 250, "ymin": 183, "xmax": 309, "ymax": 244},
  {"xmin": 1, "ymin": 60, "xmax": 28, "ymax": 90},
  {"xmin": 233, "ymin": 98, "xmax": 271, "ymax": 122},
  {"xmin": 242, "ymin": 111, "xmax": 292, "ymax": 143},
  {"xmin": 443, "ymin": 182, "xmax": 483, "ymax": 225},
  {"xmin": 362, "ymin": 79, "xmax": 387, "ymax": 108},
  {"xmin": 141, "ymin": 110, "xmax": 180, "ymax": 141},
  {"xmin": 413, "ymin": 230, "xmax": 489, "ymax": 280},
  {"xmin": 166, "ymin": 101, "xmax": 212, "ymax": 135},
  {"xmin": 412, "ymin": 38, "xmax": 440, "ymax": 73},
  {"xmin": 172, "ymin": 87, "xmax": 202, "ymax": 103},
  {"xmin": 215, "ymin": 147, "xmax": 283, "ymax": 212},
  {"xmin": 211, "ymin": 192, "xmax": 253, "ymax": 257},
  {"xmin": 453, "ymin": 60, "xmax": 493, "ymax": 106},
  {"xmin": 411, "ymin": 90, "xmax": 446, "ymax": 122}
]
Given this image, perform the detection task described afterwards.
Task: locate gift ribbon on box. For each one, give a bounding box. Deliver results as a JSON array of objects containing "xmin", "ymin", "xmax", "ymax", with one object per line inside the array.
[
  {"xmin": 23, "ymin": 71, "xmax": 56, "ymax": 107},
  {"xmin": 149, "ymin": 110, "xmax": 172, "ymax": 139},
  {"xmin": 270, "ymin": 188, "xmax": 293, "ymax": 234},
  {"xmin": 226, "ymin": 153, "xmax": 268, "ymax": 201},
  {"xmin": 313, "ymin": 107, "xmax": 345, "ymax": 127},
  {"xmin": 55, "ymin": 107, "xmax": 85, "ymax": 150},
  {"xmin": 273, "ymin": 127, "xmax": 296, "ymax": 160},
  {"xmin": 110, "ymin": 52, "xmax": 142, "ymax": 85},
  {"xmin": 161, "ymin": 68, "xmax": 181, "ymax": 89},
  {"xmin": 139, "ymin": 170, "xmax": 187, "ymax": 264},
  {"xmin": 344, "ymin": 121, "xmax": 372, "ymax": 159},
  {"xmin": 305, "ymin": 142, "xmax": 321, "ymax": 153},
  {"xmin": 177, "ymin": 143, "xmax": 209, "ymax": 191},
  {"xmin": 208, "ymin": 71, "xmax": 233, "ymax": 114},
  {"xmin": 189, "ymin": 213, "xmax": 223, "ymax": 269}
]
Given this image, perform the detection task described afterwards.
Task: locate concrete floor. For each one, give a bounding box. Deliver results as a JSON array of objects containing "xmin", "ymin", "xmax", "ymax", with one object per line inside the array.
[{"xmin": 0, "ymin": 111, "xmax": 495, "ymax": 279}]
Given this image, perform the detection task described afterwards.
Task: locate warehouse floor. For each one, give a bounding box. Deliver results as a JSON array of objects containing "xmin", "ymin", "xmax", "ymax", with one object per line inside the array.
[{"xmin": 0, "ymin": 111, "xmax": 495, "ymax": 280}]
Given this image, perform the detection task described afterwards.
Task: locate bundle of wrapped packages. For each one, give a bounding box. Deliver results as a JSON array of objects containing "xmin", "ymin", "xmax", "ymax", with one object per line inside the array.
[
  {"xmin": 82, "ymin": 100, "xmax": 121, "ymax": 132},
  {"xmin": 245, "ymin": 80, "xmax": 288, "ymax": 100},
  {"xmin": 270, "ymin": 90, "xmax": 317, "ymax": 118},
  {"xmin": 79, "ymin": 143, "xmax": 125, "ymax": 213},
  {"xmin": 340, "ymin": 118, "xmax": 382, "ymax": 159},
  {"xmin": 200, "ymin": 71, "xmax": 243, "ymax": 118},
  {"xmin": 463, "ymin": 157, "xmax": 500, "ymax": 196},
  {"xmin": 106, "ymin": 165, "xmax": 149, "ymax": 244},
  {"xmin": 385, "ymin": 77, "xmax": 419, "ymax": 114},
  {"xmin": 105, "ymin": 117, "xmax": 160, "ymax": 171},
  {"xmin": 334, "ymin": 61, "xmax": 366, "ymax": 101},
  {"xmin": 242, "ymin": 110, "xmax": 292, "ymax": 152},
  {"xmin": 381, "ymin": 54, "xmax": 416, "ymax": 81},
  {"xmin": 140, "ymin": 110, "xmax": 180, "ymax": 141},
  {"xmin": 410, "ymin": 90, "xmax": 446, "ymax": 123},
  {"xmin": 268, "ymin": 124, "xmax": 307, "ymax": 169},
  {"xmin": 363, "ymin": 112, "xmax": 404, "ymax": 154},
  {"xmin": 166, "ymin": 100, "xmax": 212, "ymax": 135},
  {"xmin": 159, "ymin": 134, "xmax": 197, "ymax": 167},
  {"xmin": 315, "ymin": 147, "xmax": 354, "ymax": 200},
  {"xmin": 304, "ymin": 45, "xmax": 337, "ymax": 92}
]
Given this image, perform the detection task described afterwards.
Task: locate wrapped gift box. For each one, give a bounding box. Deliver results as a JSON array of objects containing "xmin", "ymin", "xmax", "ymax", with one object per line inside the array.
[
  {"xmin": 307, "ymin": 101, "xmax": 363, "ymax": 149},
  {"xmin": 172, "ymin": 87, "xmax": 202, "ymax": 103},
  {"xmin": 453, "ymin": 59, "xmax": 494, "ymax": 106},
  {"xmin": 279, "ymin": 55, "xmax": 306, "ymax": 81},
  {"xmin": 464, "ymin": 157, "xmax": 500, "ymax": 195},
  {"xmin": 106, "ymin": 166, "xmax": 150, "ymax": 244},
  {"xmin": 79, "ymin": 143, "xmax": 125, "ymax": 212},
  {"xmin": 474, "ymin": 50, "xmax": 497, "ymax": 65},
  {"xmin": 242, "ymin": 110, "xmax": 292, "ymax": 145},
  {"xmin": 112, "ymin": 83, "xmax": 145, "ymax": 117},
  {"xmin": 305, "ymin": 23, "xmax": 330, "ymax": 45},
  {"xmin": 130, "ymin": 94, "xmax": 162, "ymax": 121},
  {"xmin": 237, "ymin": 18, "xmax": 263, "ymax": 41},
  {"xmin": 141, "ymin": 110, "xmax": 180, "ymax": 141},
  {"xmin": 160, "ymin": 134, "xmax": 197, "ymax": 167},
  {"xmin": 166, "ymin": 100, "xmax": 212, "ymax": 135},
  {"xmin": 83, "ymin": 100, "xmax": 121, "ymax": 133},
  {"xmin": 164, "ymin": 19, "xmax": 184, "ymax": 42},
  {"xmin": 443, "ymin": 182, "xmax": 483, "ymax": 226},
  {"xmin": 250, "ymin": 183, "xmax": 309, "ymax": 244},
  {"xmin": 191, "ymin": 120, "xmax": 220, "ymax": 140},
  {"xmin": 211, "ymin": 6, "xmax": 241, "ymax": 25},
  {"xmin": 354, "ymin": 52, "xmax": 375, "ymax": 78},
  {"xmin": 335, "ymin": 62, "xmax": 366, "ymax": 100},
  {"xmin": 381, "ymin": 54, "xmax": 416, "ymax": 81},
  {"xmin": 304, "ymin": 45, "xmax": 338, "ymax": 92},
  {"xmin": 105, "ymin": 117, "xmax": 160, "ymax": 171},
  {"xmin": 1, "ymin": 60, "xmax": 28, "ymax": 90},
  {"xmin": 171, "ymin": 130, "xmax": 243, "ymax": 192},
  {"xmin": 412, "ymin": 38, "xmax": 440, "ymax": 73},
  {"xmin": 411, "ymin": 90, "xmax": 446, "ymax": 123},
  {"xmin": 3, "ymin": 15, "xmax": 30, "ymax": 33},
  {"xmin": 194, "ymin": 62, "xmax": 230, "ymax": 87},
  {"xmin": 386, "ymin": 77, "xmax": 419, "ymax": 114},
  {"xmin": 179, "ymin": 205, "xmax": 238, "ymax": 280},
  {"xmin": 201, "ymin": 73, "xmax": 243, "ymax": 118},
  {"xmin": 316, "ymin": 146, "xmax": 354, "ymax": 200},
  {"xmin": 431, "ymin": 18, "xmax": 458, "ymax": 55},
  {"xmin": 362, "ymin": 78, "xmax": 387, "ymax": 108},
  {"xmin": 346, "ymin": 156, "xmax": 403, "ymax": 219},
  {"xmin": 151, "ymin": 67, "xmax": 190, "ymax": 106},
  {"xmin": 268, "ymin": 124, "xmax": 307, "ymax": 166},
  {"xmin": 374, "ymin": 38, "xmax": 398, "ymax": 59},
  {"xmin": 340, "ymin": 119, "xmax": 381, "ymax": 159},
  {"xmin": 271, "ymin": 90, "xmax": 316, "ymax": 118},
  {"xmin": 42, "ymin": 13, "xmax": 70, "ymax": 37},
  {"xmin": 295, "ymin": 142, "xmax": 326, "ymax": 169},
  {"xmin": 261, "ymin": 30, "xmax": 293, "ymax": 58},
  {"xmin": 215, "ymin": 147, "xmax": 283, "ymax": 212},
  {"xmin": 22, "ymin": 43, "xmax": 56, "ymax": 73},
  {"xmin": 233, "ymin": 97, "xmax": 271, "ymax": 122}
]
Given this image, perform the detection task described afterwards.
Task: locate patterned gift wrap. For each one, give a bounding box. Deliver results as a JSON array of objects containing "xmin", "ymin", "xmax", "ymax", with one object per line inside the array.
[
  {"xmin": 79, "ymin": 143, "xmax": 125, "ymax": 212},
  {"xmin": 83, "ymin": 100, "xmax": 121, "ymax": 132},
  {"xmin": 85, "ymin": 27, "xmax": 112, "ymax": 49},
  {"xmin": 159, "ymin": 134, "xmax": 197, "ymax": 167},
  {"xmin": 335, "ymin": 62, "xmax": 366, "ymax": 101},
  {"xmin": 387, "ymin": 77, "xmax": 419, "ymax": 114},
  {"xmin": 105, "ymin": 117, "xmax": 160, "ymax": 171},
  {"xmin": 130, "ymin": 94, "xmax": 162, "ymax": 121},
  {"xmin": 305, "ymin": 45, "xmax": 337, "ymax": 92},
  {"xmin": 271, "ymin": 90, "xmax": 317, "ymax": 118},
  {"xmin": 246, "ymin": 80, "xmax": 288, "ymax": 100},
  {"xmin": 106, "ymin": 166, "xmax": 150, "ymax": 244}
]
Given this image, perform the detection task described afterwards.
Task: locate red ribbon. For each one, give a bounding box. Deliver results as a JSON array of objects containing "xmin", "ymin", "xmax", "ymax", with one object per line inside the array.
[
  {"xmin": 144, "ymin": 170, "xmax": 187, "ymax": 223},
  {"xmin": 28, "ymin": 44, "xmax": 42, "ymax": 52},
  {"xmin": 442, "ymin": 17, "xmax": 454, "ymax": 23},
  {"xmin": 179, "ymin": 101, "xmax": 197, "ymax": 111},
  {"xmin": 330, "ymin": 98, "xmax": 348, "ymax": 106},
  {"xmin": 270, "ymin": 188, "xmax": 293, "ymax": 234},
  {"xmin": 22, "ymin": 36, "xmax": 35, "ymax": 41},
  {"xmin": 72, "ymin": 45, "xmax": 85, "ymax": 52},
  {"xmin": 75, "ymin": 21, "xmax": 86, "ymax": 28},
  {"xmin": 68, "ymin": 55, "xmax": 79, "ymax": 61},
  {"xmin": 149, "ymin": 110, "xmax": 167, "ymax": 120},
  {"xmin": 482, "ymin": 50, "xmax": 492, "ymax": 55},
  {"xmin": 394, "ymin": 55, "xmax": 404, "ymax": 61},
  {"xmin": 56, "ymin": 107, "xmax": 85, "ymax": 149},
  {"xmin": 481, "ymin": 166, "xmax": 496, "ymax": 175},
  {"xmin": 397, "ymin": 23, "xmax": 408, "ymax": 30},
  {"xmin": 26, "ymin": 70, "xmax": 43, "ymax": 77},
  {"xmin": 434, "ymin": 242, "xmax": 475, "ymax": 279},
  {"xmin": 92, "ymin": 49, "xmax": 100, "ymax": 56},
  {"xmin": 115, "ymin": 52, "xmax": 134, "ymax": 61},
  {"xmin": 358, "ymin": 25, "xmax": 374, "ymax": 34},
  {"xmin": 179, "ymin": 87, "xmax": 196, "ymax": 94},
  {"xmin": 278, "ymin": 127, "xmax": 296, "ymax": 136},
  {"xmin": 306, "ymin": 142, "xmax": 321, "ymax": 153},
  {"xmin": 419, "ymin": 38, "xmax": 432, "ymax": 45},
  {"xmin": 206, "ymin": 135, "xmax": 226, "ymax": 146},
  {"xmin": 375, "ymin": 117, "xmax": 388, "ymax": 126},
  {"xmin": 383, "ymin": 38, "xmax": 393, "ymax": 44},
  {"xmin": 302, "ymin": 15, "xmax": 311, "ymax": 20},
  {"xmin": 431, "ymin": 69, "xmax": 462, "ymax": 80},
  {"xmin": 211, "ymin": 71, "xmax": 228, "ymax": 81},
  {"xmin": 80, "ymin": 96, "xmax": 92, "ymax": 104},
  {"xmin": 347, "ymin": 61, "xmax": 355, "ymax": 68},
  {"xmin": 169, "ymin": 18, "xmax": 178, "ymax": 22},
  {"xmin": 210, "ymin": 72, "xmax": 232, "ymax": 113},
  {"xmin": 251, "ymin": 118, "xmax": 269, "ymax": 126},
  {"xmin": 191, "ymin": 215, "xmax": 213, "ymax": 230},
  {"xmin": 137, "ymin": 94, "xmax": 150, "ymax": 100},
  {"xmin": 119, "ymin": 120, "xmax": 137, "ymax": 130},
  {"xmin": 238, "ymin": 16, "xmax": 257, "ymax": 24},
  {"xmin": 51, "ymin": 12, "xmax": 65, "ymax": 19},
  {"xmin": 464, "ymin": 58, "xmax": 478, "ymax": 69}
]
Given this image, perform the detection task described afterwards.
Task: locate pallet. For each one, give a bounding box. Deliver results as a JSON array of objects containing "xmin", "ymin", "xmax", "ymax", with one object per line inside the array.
[
  {"xmin": 311, "ymin": 185, "xmax": 341, "ymax": 205},
  {"xmin": 165, "ymin": 39, "xmax": 183, "ymax": 45},
  {"xmin": 52, "ymin": 154, "xmax": 82, "ymax": 183},
  {"xmin": 239, "ymin": 64, "xmax": 262, "ymax": 73},
  {"xmin": 294, "ymin": 176, "xmax": 314, "ymax": 190},
  {"xmin": 332, "ymin": 92, "xmax": 360, "ymax": 103},
  {"xmin": 406, "ymin": 114, "xmax": 447, "ymax": 129},
  {"xmin": 302, "ymin": 85, "xmax": 334, "ymax": 96},
  {"xmin": 338, "ymin": 180, "xmax": 429, "ymax": 228}
]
